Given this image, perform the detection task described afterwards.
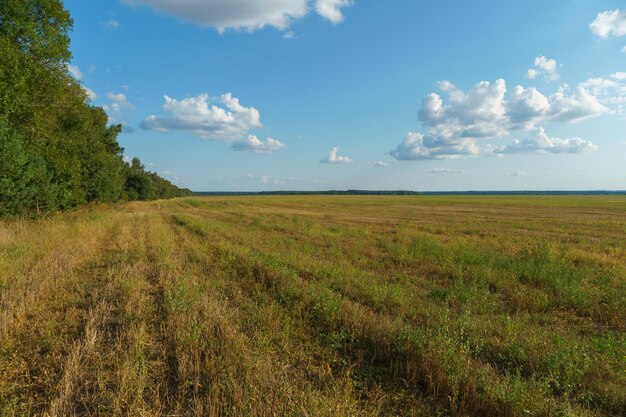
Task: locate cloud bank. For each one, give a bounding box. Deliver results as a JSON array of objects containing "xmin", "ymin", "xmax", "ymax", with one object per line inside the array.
[
  {"xmin": 122, "ymin": 0, "xmax": 354, "ymax": 32},
  {"xmin": 391, "ymin": 71, "xmax": 609, "ymax": 161}
]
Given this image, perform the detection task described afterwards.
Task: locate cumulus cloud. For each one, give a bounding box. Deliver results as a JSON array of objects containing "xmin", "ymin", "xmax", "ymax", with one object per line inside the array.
[
  {"xmin": 320, "ymin": 147, "xmax": 353, "ymax": 164},
  {"xmin": 231, "ymin": 135, "xmax": 286, "ymax": 153},
  {"xmin": 105, "ymin": 92, "xmax": 135, "ymax": 113},
  {"xmin": 390, "ymin": 132, "xmax": 479, "ymax": 161},
  {"xmin": 122, "ymin": 0, "xmax": 354, "ymax": 32},
  {"xmin": 494, "ymin": 127, "xmax": 597, "ymax": 155},
  {"xmin": 142, "ymin": 93, "xmax": 261, "ymax": 140},
  {"xmin": 391, "ymin": 78, "xmax": 608, "ymax": 161},
  {"xmin": 141, "ymin": 93, "xmax": 285, "ymax": 152},
  {"xmin": 548, "ymin": 86, "xmax": 607, "ymax": 122},
  {"xmin": 103, "ymin": 92, "xmax": 135, "ymax": 129},
  {"xmin": 623, "ymin": 46, "xmax": 626, "ymax": 53},
  {"xmin": 67, "ymin": 64, "xmax": 82, "ymax": 80},
  {"xmin": 527, "ymin": 56, "xmax": 560, "ymax": 81},
  {"xmin": 372, "ymin": 160, "xmax": 388, "ymax": 167},
  {"xmin": 315, "ymin": 0, "xmax": 353, "ymax": 24},
  {"xmin": 429, "ymin": 168, "xmax": 466, "ymax": 175},
  {"xmin": 507, "ymin": 86, "xmax": 550, "ymax": 128},
  {"xmin": 580, "ymin": 77, "xmax": 619, "ymax": 95},
  {"xmin": 590, "ymin": 9, "xmax": 626, "ymax": 38},
  {"xmin": 422, "ymin": 79, "xmax": 508, "ymax": 133},
  {"xmin": 578, "ymin": 77, "xmax": 626, "ymax": 115}
]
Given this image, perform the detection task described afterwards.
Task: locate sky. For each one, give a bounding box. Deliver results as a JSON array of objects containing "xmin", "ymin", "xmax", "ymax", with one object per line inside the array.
[{"xmin": 64, "ymin": 0, "xmax": 626, "ymax": 191}]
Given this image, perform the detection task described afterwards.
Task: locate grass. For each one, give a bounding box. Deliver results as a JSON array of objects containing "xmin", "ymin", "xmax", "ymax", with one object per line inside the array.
[{"xmin": 0, "ymin": 195, "xmax": 624, "ymax": 416}]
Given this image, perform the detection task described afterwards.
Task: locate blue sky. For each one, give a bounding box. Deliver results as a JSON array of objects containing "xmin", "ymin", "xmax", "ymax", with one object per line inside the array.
[{"xmin": 65, "ymin": 0, "xmax": 626, "ymax": 191}]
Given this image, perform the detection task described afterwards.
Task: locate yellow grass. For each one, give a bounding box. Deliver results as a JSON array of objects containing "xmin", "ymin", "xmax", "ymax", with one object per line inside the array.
[{"xmin": 0, "ymin": 196, "xmax": 624, "ymax": 416}]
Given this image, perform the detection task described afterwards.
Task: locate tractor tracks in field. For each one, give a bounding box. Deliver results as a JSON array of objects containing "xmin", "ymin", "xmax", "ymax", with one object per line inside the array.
[
  {"xmin": 0, "ymin": 210, "xmax": 179, "ymax": 416},
  {"xmin": 166, "ymin": 210, "xmax": 448, "ymax": 416},
  {"xmin": 43, "ymin": 218, "xmax": 134, "ymax": 416}
]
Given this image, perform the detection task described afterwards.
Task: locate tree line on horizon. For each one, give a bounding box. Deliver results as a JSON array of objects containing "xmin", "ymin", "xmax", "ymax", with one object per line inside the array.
[{"xmin": 0, "ymin": 0, "xmax": 192, "ymax": 217}]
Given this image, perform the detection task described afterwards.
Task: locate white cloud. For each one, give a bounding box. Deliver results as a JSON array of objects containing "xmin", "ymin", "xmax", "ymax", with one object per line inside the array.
[
  {"xmin": 105, "ymin": 92, "xmax": 135, "ymax": 112},
  {"xmin": 84, "ymin": 87, "xmax": 97, "ymax": 101},
  {"xmin": 259, "ymin": 175, "xmax": 285, "ymax": 185},
  {"xmin": 390, "ymin": 132, "xmax": 479, "ymax": 161},
  {"xmin": 372, "ymin": 160, "xmax": 388, "ymax": 167},
  {"xmin": 141, "ymin": 93, "xmax": 261, "ymax": 140},
  {"xmin": 102, "ymin": 92, "xmax": 135, "ymax": 128},
  {"xmin": 590, "ymin": 9, "xmax": 626, "ymax": 38},
  {"xmin": 429, "ymin": 168, "xmax": 466, "ymax": 175},
  {"xmin": 611, "ymin": 72, "xmax": 626, "ymax": 81},
  {"xmin": 578, "ymin": 77, "xmax": 626, "ymax": 116},
  {"xmin": 391, "ymin": 77, "xmax": 608, "ymax": 161},
  {"xmin": 103, "ymin": 20, "xmax": 120, "ymax": 29},
  {"xmin": 397, "ymin": 80, "xmax": 509, "ymax": 161},
  {"xmin": 580, "ymin": 77, "xmax": 619, "ymax": 95},
  {"xmin": 320, "ymin": 147, "xmax": 353, "ymax": 164},
  {"xmin": 231, "ymin": 135, "xmax": 286, "ymax": 153},
  {"xmin": 507, "ymin": 86, "xmax": 550, "ymax": 128},
  {"xmin": 419, "ymin": 79, "xmax": 509, "ymax": 137},
  {"xmin": 315, "ymin": 0, "xmax": 353, "ymax": 24},
  {"xmin": 246, "ymin": 174, "xmax": 299, "ymax": 185},
  {"xmin": 494, "ymin": 127, "xmax": 597, "ymax": 155},
  {"xmin": 527, "ymin": 56, "xmax": 560, "ymax": 82},
  {"xmin": 548, "ymin": 86, "xmax": 608, "ymax": 122},
  {"xmin": 622, "ymin": 46, "xmax": 626, "ymax": 53},
  {"xmin": 67, "ymin": 64, "xmax": 82, "ymax": 80},
  {"xmin": 509, "ymin": 170, "xmax": 526, "ymax": 177},
  {"xmin": 122, "ymin": 0, "xmax": 355, "ymax": 32},
  {"xmin": 141, "ymin": 93, "xmax": 285, "ymax": 152}
]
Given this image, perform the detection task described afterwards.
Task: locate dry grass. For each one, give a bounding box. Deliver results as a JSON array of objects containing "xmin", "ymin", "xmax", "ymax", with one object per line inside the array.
[{"xmin": 0, "ymin": 196, "xmax": 624, "ymax": 416}]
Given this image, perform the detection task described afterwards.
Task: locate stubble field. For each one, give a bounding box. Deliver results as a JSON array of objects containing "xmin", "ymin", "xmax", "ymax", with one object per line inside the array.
[{"xmin": 0, "ymin": 196, "xmax": 624, "ymax": 416}]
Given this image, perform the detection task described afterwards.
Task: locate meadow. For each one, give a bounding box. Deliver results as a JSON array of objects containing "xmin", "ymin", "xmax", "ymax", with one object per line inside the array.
[{"xmin": 0, "ymin": 196, "xmax": 624, "ymax": 417}]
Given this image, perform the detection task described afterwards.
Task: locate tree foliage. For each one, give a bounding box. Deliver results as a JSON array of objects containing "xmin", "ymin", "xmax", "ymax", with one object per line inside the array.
[{"xmin": 0, "ymin": 0, "xmax": 192, "ymax": 217}]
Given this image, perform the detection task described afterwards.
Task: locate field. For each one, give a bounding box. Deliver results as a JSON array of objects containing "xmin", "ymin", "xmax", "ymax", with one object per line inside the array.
[{"xmin": 0, "ymin": 196, "xmax": 624, "ymax": 417}]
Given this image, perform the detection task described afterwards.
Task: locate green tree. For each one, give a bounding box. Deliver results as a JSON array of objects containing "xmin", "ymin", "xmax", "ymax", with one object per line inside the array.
[
  {"xmin": 0, "ymin": 0, "xmax": 192, "ymax": 217},
  {"xmin": 0, "ymin": 123, "xmax": 49, "ymax": 216}
]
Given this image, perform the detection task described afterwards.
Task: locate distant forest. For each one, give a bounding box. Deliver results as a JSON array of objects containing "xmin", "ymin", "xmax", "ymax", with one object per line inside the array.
[
  {"xmin": 196, "ymin": 190, "xmax": 626, "ymax": 196},
  {"xmin": 0, "ymin": 0, "xmax": 192, "ymax": 217}
]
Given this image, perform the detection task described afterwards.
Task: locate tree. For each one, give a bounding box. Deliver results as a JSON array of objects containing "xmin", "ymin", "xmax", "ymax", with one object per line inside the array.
[
  {"xmin": 0, "ymin": 0, "xmax": 192, "ymax": 217},
  {"xmin": 0, "ymin": 0, "xmax": 72, "ymax": 64},
  {"xmin": 0, "ymin": 122, "xmax": 49, "ymax": 216}
]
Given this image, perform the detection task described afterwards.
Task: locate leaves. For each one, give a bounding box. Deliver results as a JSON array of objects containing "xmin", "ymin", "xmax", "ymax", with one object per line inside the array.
[{"xmin": 0, "ymin": 0, "xmax": 192, "ymax": 217}]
